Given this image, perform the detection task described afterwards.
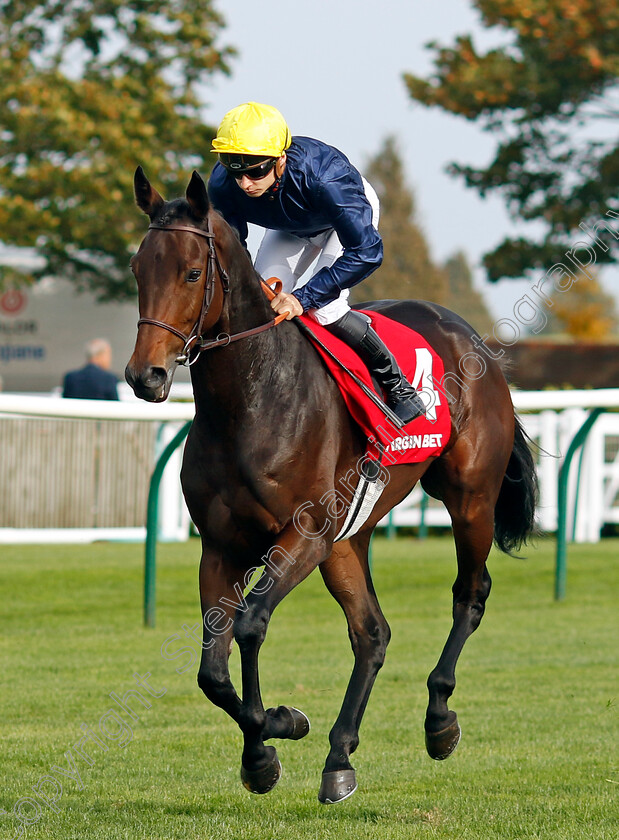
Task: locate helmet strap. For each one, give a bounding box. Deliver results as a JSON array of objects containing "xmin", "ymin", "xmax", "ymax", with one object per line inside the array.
[{"xmin": 266, "ymin": 154, "xmax": 287, "ymax": 199}]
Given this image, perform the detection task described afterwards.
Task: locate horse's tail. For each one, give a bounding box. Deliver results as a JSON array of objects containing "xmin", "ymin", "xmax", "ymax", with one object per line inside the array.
[{"xmin": 494, "ymin": 415, "xmax": 539, "ymax": 555}]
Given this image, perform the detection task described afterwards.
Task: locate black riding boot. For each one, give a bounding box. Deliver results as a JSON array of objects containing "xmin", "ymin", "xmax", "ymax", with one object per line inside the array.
[{"xmin": 326, "ymin": 310, "xmax": 425, "ymax": 425}]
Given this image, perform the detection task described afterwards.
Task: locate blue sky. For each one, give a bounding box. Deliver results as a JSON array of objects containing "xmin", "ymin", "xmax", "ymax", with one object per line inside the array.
[
  {"xmin": 3, "ymin": 0, "xmax": 614, "ymax": 324},
  {"xmin": 200, "ymin": 0, "xmax": 540, "ymax": 320},
  {"xmin": 202, "ymin": 0, "xmax": 617, "ymax": 323}
]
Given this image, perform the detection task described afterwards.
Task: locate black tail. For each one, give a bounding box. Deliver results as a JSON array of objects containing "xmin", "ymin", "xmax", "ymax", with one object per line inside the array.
[{"xmin": 494, "ymin": 415, "xmax": 539, "ymax": 555}]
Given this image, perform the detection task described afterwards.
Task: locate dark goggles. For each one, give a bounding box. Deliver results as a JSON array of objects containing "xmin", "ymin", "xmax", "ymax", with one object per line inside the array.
[{"xmin": 219, "ymin": 154, "xmax": 277, "ymax": 180}]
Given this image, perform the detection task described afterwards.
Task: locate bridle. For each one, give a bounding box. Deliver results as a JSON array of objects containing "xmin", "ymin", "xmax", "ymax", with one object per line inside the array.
[{"xmin": 136, "ymin": 218, "xmax": 284, "ymax": 365}]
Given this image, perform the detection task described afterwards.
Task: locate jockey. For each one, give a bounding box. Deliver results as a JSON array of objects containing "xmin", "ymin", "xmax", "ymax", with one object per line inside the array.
[{"xmin": 208, "ymin": 102, "xmax": 425, "ymax": 424}]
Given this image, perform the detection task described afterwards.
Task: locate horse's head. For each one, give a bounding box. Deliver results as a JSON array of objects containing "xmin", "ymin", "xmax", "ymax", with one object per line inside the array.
[{"xmin": 125, "ymin": 167, "xmax": 227, "ymax": 402}]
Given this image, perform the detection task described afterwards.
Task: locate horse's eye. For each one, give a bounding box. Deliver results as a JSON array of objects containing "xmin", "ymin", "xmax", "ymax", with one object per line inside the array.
[{"xmin": 186, "ymin": 269, "xmax": 202, "ymax": 283}]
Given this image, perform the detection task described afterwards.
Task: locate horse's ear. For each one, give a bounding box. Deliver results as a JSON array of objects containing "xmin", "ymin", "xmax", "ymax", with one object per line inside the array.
[
  {"xmin": 134, "ymin": 166, "xmax": 165, "ymax": 219},
  {"xmin": 186, "ymin": 170, "xmax": 210, "ymax": 222}
]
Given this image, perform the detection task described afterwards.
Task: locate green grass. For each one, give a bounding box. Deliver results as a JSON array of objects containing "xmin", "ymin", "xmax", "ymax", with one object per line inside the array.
[{"xmin": 0, "ymin": 537, "xmax": 617, "ymax": 840}]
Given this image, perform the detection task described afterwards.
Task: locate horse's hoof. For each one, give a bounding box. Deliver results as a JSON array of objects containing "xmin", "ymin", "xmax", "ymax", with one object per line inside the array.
[
  {"xmin": 241, "ymin": 746, "xmax": 282, "ymax": 794},
  {"xmin": 318, "ymin": 769, "xmax": 357, "ymax": 804},
  {"xmin": 282, "ymin": 705, "xmax": 311, "ymax": 740},
  {"xmin": 425, "ymin": 715, "xmax": 461, "ymax": 760},
  {"xmin": 265, "ymin": 705, "xmax": 311, "ymax": 740}
]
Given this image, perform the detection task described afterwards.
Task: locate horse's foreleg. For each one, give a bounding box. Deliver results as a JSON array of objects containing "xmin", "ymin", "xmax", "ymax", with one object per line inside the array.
[
  {"xmin": 196, "ymin": 549, "xmax": 243, "ymax": 723},
  {"xmin": 425, "ymin": 501, "xmax": 494, "ymax": 760},
  {"xmin": 195, "ymin": 548, "xmax": 309, "ymax": 736},
  {"xmin": 317, "ymin": 534, "xmax": 390, "ymax": 804},
  {"xmin": 233, "ymin": 527, "xmax": 327, "ymax": 794}
]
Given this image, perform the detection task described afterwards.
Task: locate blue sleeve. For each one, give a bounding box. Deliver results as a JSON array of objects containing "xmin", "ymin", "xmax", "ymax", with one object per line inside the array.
[
  {"xmin": 292, "ymin": 177, "xmax": 383, "ymax": 312},
  {"xmin": 208, "ymin": 166, "xmax": 249, "ymax": 248}
]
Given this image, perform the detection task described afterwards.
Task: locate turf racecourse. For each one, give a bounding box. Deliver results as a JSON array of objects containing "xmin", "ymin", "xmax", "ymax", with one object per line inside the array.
[{"xmin": 1, "ymin": 537, "xmax": 616, "ymax": 840}]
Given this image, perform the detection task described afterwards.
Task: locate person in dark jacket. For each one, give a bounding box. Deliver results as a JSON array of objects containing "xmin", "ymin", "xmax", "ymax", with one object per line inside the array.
[
  {"xmin": 62, "ymin": 338, "xmax": 119, "ymax": 400},
  {"xmin": 208, "ymin": 102, "xmax": 424, "ymax": 424}
]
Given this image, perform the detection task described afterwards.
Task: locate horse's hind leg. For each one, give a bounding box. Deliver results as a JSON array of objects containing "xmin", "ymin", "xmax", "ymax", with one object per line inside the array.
[
  {"xmin": 422, "ymin": 463, "xmax": 499, "ymax": 760},
  {"xmin": 317, "ymin": 533, "xmax": 391, "ymax": 804}
]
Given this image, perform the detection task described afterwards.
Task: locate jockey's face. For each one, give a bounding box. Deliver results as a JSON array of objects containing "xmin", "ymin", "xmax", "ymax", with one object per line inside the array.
[{"xmin": 234, "ymin": 154, "xmax": 286, "ymax": 198}]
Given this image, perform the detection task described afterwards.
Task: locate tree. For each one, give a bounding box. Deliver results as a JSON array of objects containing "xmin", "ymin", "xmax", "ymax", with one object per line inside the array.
[
  {"xmin": 443, "ymin": 251, "xmax": 494, "ymax": 334},
  {"xmin": 546, "ymin": 270, "xmax": 618, "ymax": 339},
  {"xmin": 403, "ymin": 0, "xmax": 619, "ymax": 282},
  {"xmin": 0, "ymin": 1, "xmax": 234, "ymax": 299},
  {"xmin": 354, "ymin": 137, "xmax": 447, "ymax": 305}
]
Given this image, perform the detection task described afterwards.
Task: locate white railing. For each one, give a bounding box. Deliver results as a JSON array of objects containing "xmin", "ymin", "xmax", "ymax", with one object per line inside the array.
[
  {"xmin": 1, "ymin": 389, "xmax": 618, "ymax": 544},
  {"xmin": 380, "ymin": 390, "xmax": 619, "ymax": 543},
  {"xmin": 0, "ymin": 389, "xmax": 194, "ymax": 544}
]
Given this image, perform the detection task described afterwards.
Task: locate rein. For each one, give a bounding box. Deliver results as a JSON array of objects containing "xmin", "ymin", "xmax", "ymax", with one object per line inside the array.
[{"xmin": 137, "ymin": 220, "xmax": 287, "ymax": 365}]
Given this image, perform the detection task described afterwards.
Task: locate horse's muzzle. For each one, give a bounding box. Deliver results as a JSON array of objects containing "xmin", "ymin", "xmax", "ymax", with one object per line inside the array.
[{"xmin": 125, "ymin": 363, "xmax": 170, "ymax": 402}]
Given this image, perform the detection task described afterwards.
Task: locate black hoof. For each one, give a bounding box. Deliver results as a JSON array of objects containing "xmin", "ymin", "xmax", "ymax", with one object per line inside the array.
[
  {"xmin": 318, "ymin": 769, "xmax": 357, "ymax": 804},
  {"xmin": 281, "ymin": 706, "xmax": 311, "ymax": 740},
  {"xmin": 425, "ymin": 713, "xmax": 461, "ymax": 760},
  {"xmin": 265, "ymin": 705, "xmax": 311, "ymax": 740},
  {"xmin": 241, "ymin": 746, "xmax": 282, "ymax": 794}
]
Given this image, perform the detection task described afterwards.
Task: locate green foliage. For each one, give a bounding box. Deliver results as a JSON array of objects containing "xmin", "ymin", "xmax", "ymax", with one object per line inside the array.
[
  {"xmin": 0, "ymin": 264, "xmax": 36, "ymax": 291},
  {"xmin": 0, "ymin": 537, "xmax": 617, "ymax": 839},
  {"xmin": 443, "ymin": 250, "xmax": 494, "ymax": 334},
  {"xmin": 359, "ymin": 138, "xmax": 495, "ymax": 331},
  {"xmin": 357, "ymin": 137, "xmax": 447, "ymax": 305},
  {"xmin": 0, "ymin": 1, "xmax": 234, "ymax": 299},
  {"xmin": 403, "ymin": 0, "xmax": 619, "ymax": 281}
]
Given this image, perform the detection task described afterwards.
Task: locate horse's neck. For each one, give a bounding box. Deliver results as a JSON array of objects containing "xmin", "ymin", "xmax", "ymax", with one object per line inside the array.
[
  {"xmin": 191, "ymin": 322, "xmax": 311, "ymax": 438},
  {"xmin": 189, "ymin": 265, "xmax": 312, "ymax": 428}
]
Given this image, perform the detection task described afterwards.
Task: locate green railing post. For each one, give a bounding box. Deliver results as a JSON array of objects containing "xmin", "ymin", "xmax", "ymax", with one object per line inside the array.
[
  {"xmin": 419, "ymin": 490, "xmax": 429, "ymax": 540},
  {"xmin": 144, "ymin": 421, "xmax": 192, "ymax": 627},
  {"xmin": 386, "ymin": 510, "xmax": 396, "ymax": 539},
  {"xmin": 570, "ymin": 444, "xmax": 588, "ymax": 543},
  {"xmin": 555, "ymin": 408, "xmax": 604, "ymax": 601}
]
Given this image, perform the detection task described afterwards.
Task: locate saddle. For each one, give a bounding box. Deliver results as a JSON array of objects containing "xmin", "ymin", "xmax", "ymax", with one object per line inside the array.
[{"xmin": 298, "ymin": 310, "xmax": 451, "ymax": 467}]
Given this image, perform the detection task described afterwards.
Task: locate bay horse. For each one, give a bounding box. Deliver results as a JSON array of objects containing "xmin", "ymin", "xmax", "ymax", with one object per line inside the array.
[{"xmin": 126, "ymin": 168, "xmax": 537, "ymax": 804}]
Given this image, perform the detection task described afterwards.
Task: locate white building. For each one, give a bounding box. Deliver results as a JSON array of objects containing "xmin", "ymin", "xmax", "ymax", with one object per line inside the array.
[{"xmin": 0, "ymin": 247, "xmax": 190, "ymax": 393}]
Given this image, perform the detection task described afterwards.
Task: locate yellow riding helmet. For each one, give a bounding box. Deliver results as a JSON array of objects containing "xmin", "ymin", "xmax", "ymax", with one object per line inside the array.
[{"xmin": 211, "ymin": 102, "xmax": 292, "ymax": 158}]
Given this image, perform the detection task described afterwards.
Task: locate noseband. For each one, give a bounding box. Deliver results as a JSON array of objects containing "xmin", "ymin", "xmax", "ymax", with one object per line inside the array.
[{"xmin": 137, "ymin": 219, "xmax": 282, "ymax": 365}]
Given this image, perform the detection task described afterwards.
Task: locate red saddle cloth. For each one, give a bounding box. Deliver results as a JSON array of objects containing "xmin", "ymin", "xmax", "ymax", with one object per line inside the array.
[{"xmin": 299, "ymin": 310, "xmax": 451, "ymax": 466}]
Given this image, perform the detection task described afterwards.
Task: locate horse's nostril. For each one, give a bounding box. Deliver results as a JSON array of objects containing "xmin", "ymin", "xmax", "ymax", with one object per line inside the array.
[
  {"xmin": 145, "ymin": 366, "xmax": 167, "ymax": 387},
  {"xmin": 125, "ymin": 363, "xmax": 169, "ymax": 401}
]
